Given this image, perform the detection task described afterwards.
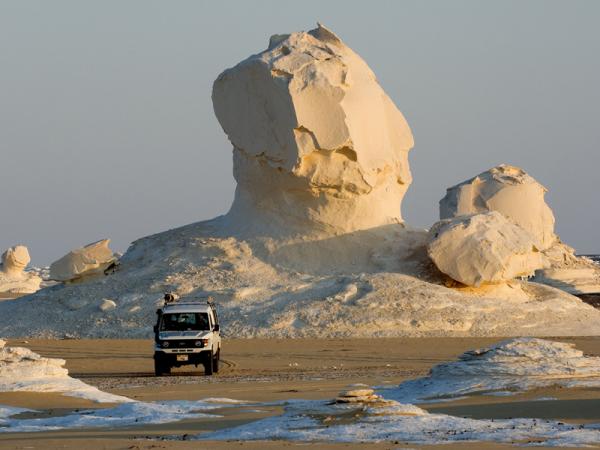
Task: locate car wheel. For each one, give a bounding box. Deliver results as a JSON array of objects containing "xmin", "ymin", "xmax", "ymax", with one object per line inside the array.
[
  {"xmin": 213, "ymin": 349, "xmax": 220, "ymax": 373},
  {"xmin": 154, "ymin": 358, "xmax": 170, "ymax": 376},
  {"xmin": 204, "ymin": 350, "xmax": 214, "ymax": 376}
]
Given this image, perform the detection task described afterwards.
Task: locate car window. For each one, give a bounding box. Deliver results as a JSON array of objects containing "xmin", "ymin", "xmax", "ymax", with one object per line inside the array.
[{"xmin": 160, "ymin": 312, "xmax": 210, "ymax": 331}]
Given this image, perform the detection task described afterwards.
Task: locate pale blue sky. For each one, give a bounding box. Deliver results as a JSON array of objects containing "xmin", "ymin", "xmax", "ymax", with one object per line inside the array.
[{"xmin": 1, "ymin": 1, "xmax": 599, "ymax": 265}]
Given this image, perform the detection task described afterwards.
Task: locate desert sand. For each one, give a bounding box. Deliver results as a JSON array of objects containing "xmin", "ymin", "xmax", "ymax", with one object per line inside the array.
[{"xmin": 2, "ymin": 337, "xmax": 600, "ymax": 449}]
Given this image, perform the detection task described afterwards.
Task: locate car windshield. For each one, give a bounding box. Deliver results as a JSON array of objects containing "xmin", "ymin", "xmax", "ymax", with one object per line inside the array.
[{"xmin": 160, "ymin": 312, "xmax": 210, "ymax": 331}]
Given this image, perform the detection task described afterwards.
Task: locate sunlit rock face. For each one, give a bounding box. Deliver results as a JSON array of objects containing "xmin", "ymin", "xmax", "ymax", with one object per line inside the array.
[
  {"xmin": 428, "ymin": 212, "xmax": 548, "ymax": 287},
  {"xmin": 213, "ymin": 24, "xmax": 414, "ymax": 235},
  {"xmin": 440, "ymin": 165, "xmax": 556, "ymax": 250},
  {"xmin": 0, "ymin": 246, "xmax": 41, "ymax": 298},
  {"xmin": 49, "ymin": 239, "xmax": 117, "ymax": 282}
]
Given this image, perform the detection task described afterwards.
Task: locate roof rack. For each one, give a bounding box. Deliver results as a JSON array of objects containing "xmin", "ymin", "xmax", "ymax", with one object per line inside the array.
[{"xmin": 162, "ymin": 293, "xmax": 215, "ymax": 307}]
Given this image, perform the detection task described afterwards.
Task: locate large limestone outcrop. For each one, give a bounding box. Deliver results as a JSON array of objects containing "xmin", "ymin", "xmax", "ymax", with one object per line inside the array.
[
  {"xmin": 49, "ymin": 239, "xmax": 117, "ymax": 282},
  {"xmin": 213, "ymin": 24, "xmax": 414, "ymax": 234},
  {"xmin": 428, "ymin": 212, "xmax": 548, "ymax": 286},
  {"xmin": 0, "ymin": 246, "xmax": 41, "ymax": 299},
  {"xmin": 440, "ymin": 165, "xmax": 556, "ymax": 250}
]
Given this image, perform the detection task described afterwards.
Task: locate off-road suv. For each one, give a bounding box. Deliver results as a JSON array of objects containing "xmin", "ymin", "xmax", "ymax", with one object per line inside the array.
[{"xmin": 153, "ymin": 294, "xmax": 221, "ymax": 376}]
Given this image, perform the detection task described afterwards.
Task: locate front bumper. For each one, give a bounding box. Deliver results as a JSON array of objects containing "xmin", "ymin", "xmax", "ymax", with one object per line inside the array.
[
  {"xmin": 154, "ymin": 346, "xmax": 209, "ymax": 354},
  {"xmin": 154, "ymin": 350, "xmax": 209, "ymax": 366}
]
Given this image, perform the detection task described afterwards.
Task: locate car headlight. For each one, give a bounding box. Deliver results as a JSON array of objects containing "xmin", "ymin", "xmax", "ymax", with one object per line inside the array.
[
  {"xmin": 194, "ymin": 340, "xmax": 203, "ymax": 347},
  {"xmin": 161, "ymin": 341, "xmax": 170, "ymax": 348},
  {"xmin": 201, "ymin": 338, "xmax": 210, "ymax": 346}
]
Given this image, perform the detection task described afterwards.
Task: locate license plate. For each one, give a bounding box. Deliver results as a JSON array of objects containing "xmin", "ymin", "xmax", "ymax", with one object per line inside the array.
[{"xmin": 176, "ymin": 355, "xmax": 188, "ymax": 361}]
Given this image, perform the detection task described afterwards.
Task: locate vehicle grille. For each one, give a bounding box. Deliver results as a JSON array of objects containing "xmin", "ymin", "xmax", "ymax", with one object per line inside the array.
[{"xmin": 163, "ymin": 339, "xmax": 202, "ymax": 348}]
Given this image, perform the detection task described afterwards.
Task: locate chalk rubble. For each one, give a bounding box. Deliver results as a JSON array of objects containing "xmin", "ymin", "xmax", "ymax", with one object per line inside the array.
[
  {"xmin": 428, "ymin": 212, "xmax": 548, "ymax": 286},
  {"xmin": 440, "ymin": 165, "xmax": 556, "ymax": 250},
  {"xmin": 0, "ymin": 246, "xmax": 41, "ymax": 299},
  {"xmin": 213, "ymin": 24, "xmax": 414, "ymax": 234},
  {"xmin": 49, "ymin": 239, "xmax": 117, "ymax": 282}
]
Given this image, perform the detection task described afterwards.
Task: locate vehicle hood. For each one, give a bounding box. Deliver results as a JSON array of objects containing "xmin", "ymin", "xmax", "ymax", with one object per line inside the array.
[{"xmin": 159, "ymin": 331, "xmax": 211, "ymax": 339}]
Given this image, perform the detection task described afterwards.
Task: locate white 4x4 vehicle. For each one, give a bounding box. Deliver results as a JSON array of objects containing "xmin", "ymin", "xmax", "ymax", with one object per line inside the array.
[{"xmin": 153, "ymin": 294, "xmax": 221, "ymax": 376}]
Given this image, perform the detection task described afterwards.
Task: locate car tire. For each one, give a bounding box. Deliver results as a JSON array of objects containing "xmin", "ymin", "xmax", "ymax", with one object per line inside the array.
[
  {"xmin": 204, "ymin": 350, "xmax": 214, "ymax": 376},
  {"xmin": 213, "ymin": 349, "xmax": 220, "ymax": 373},
  {"xmin": 154, "ymin": 357, "xmax": 170, "ymax": 376}
]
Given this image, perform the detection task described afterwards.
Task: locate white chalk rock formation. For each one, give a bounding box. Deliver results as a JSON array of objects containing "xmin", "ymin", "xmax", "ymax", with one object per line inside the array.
[
  {"xmin": 213, "ymin": 24, "xmax": 414, "ymax": 234},
  {"xmin": 440, "ymin": 165, "xmax": 556, "ymax": 250},
  {"xmin": 388, "ymin": 337, "xmax": 600, "ymax": 403},
  {"xmin": 0, "ymin": 339, "xmax": 130, "ymax": 402},
  {"xmin": 0, "ymin": 246, "xmax": 42, "ymax": 299},
  {"xmin": 428, "ymin": 212, "xmax": 547, "ymax": 286},
  {"xmin": 49, "ymin": 239, "xmax": 117, "ymax": 282},
  {"xmin": 1, "ymin": 246, "xmax": 30, "ymax": 276},
  {"xmin": 440, "ymin": 165, "xmax": 600, "ymax": 294},
  {"xmin": 1, "ymin": 26, "xmax": 600, "ymax": 339}
]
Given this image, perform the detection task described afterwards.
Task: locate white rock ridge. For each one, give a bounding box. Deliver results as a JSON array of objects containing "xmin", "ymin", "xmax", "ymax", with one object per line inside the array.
[
  {"xmin": 0, "ymin": 246, "xmax": 41, "ymax": 299},
  {"xmin": 213, "ymin": 24, "xmax": 414, "ymax": 234},
  {"xmin": 387, "ymin": 337, "xmax": 600, "ymax": 403},
  {"xmin": 440, "ymin": 164, "xmax": 556, "ymax": 250},
  {"xmin": 428, "ymin": 212, "xmax": 548, "ymax": 286},
  {"xmin": 0, "ymin": 339, "xmax": 130, "ymax": 403},
  {"xmin": 49, "ymin": 239, "xmax": 117, "ymax": 282}
]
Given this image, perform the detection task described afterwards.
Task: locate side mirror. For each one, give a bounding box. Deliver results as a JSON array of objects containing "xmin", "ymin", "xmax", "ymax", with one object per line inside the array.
[
  {"xmin": 214, "ymin": 324, "xmax": 220, "ymax": 332},
  {"xmin": 156, "ymin": 309, "xmax": 161, "ymax": 315}
]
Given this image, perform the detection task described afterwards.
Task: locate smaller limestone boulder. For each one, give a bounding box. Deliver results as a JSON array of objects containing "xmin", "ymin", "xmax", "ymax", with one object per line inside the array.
[
  {"xmin": 0, "ymin": 245, "xmax": 42, "ymax": 298},
  {"xmin": 99, "ymin": 299, "xmax": 117, "ymax": 312},
  {"xmin": 428, "ymin": 212, "xmax": 548, "ymax": 287},
  {"xmin": 440, "ymin": 165, "xmax": 556, "ymax": 250},
  {"xmin": 49, "ymin": 239, "xmax": 117, "ymax": 282}
]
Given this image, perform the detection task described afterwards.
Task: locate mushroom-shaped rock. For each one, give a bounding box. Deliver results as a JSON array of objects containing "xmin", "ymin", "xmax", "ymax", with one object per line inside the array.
[
  {"xmin": 428, "ymin": 212, "xmax": 548, "ymax": 287},
  {"xmin": 1, "ymin": 246, "xmax": 30, "ymax": 276},
  {"xmin": 0, "ymin": 245, "xmax": 42, "ymax": 298},
  {"xmin": 49, "ymin": 240, "xmax": 117, "ymax": 282},
  {"xmin": 440, "ymin": 165, "xmax": 556, "ymax": 250},
  {"xmin": 213, "ymin": 24, "xmax": 414, "ymax": 234}
]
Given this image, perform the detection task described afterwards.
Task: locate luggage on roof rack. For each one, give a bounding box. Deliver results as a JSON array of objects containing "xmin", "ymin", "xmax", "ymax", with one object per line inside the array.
[{"xmin": 162, "ymin": 293, "xmax": 215, "ymax": 307}]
